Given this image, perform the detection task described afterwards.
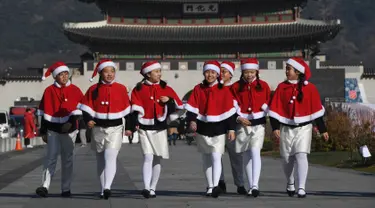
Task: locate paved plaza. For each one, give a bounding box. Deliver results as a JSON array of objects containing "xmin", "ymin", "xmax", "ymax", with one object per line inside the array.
[{"xmin": 0, "ymin": 141, "xmax": 374, "ymax": 208}]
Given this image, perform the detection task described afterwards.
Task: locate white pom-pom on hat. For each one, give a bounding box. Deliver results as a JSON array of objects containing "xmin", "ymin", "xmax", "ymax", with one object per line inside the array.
[
  {"xmin": 41, "ymin": 76, "xmax": 46, "ymax": 81},
  {"xmin": 304, "ymin": 80, "xmax": 309, "ymax": 85},
  {"xmin": 290, "ymin": 100, "xmax": 294, "ymax": 104},
  {"xmin": 89, "ymin": 78, "xmax": 94, "ymax": 82}
]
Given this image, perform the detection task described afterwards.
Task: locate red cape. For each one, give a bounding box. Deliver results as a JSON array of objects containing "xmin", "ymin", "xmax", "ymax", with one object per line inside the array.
[
  {"xmin": 79, "ymin": 82, "xmax": 131, "ymax": 120},
  {"xmin": 269, "ymin": 81, "xmax": 325, "ymax": 125},
  {"xmin": 131, "ymin": 82, "xmax": 183, "ymax": 125},
  {"xmin": 185, "ymin": 82, "xmax": 237, "ymax": 122},
  {"xmin": 38, "ymin": 81, "xmax": 83, "ymax": 123},
  {"xmin": 231, "ymin": 79, "xmax": 271, "ymax": 120}
]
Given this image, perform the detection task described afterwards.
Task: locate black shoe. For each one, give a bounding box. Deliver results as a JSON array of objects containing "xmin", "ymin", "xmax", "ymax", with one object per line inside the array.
[
  {"xmin": 173, "ymin": 140, "xmax": 176, "ymax": 145},
  {"xmin": 211, "ymin": 186, "xmax": 222, "ymax": 198},
  {"xmin": 103, "ymin": 189, "xmax": 111, "ymax": 200},
  {"xmin": 168, "ymin": 140, "xmax": 172, "ymax": 146},
  {"xmin": 35, "ymin": 187, "xmax": 48, "ymax": 198},
  {"xmin": 205, "ymin": 187, "xmax": 213, "ymax": 197},
  {"xmin": 150, "ymin": 189, "xmax": 156, "ymax": 198},
  {"xmin": 251, "ymin": 187, "xmax": 260, "ymax": 198},
  {"xmin": 297, "ymin": 188, "xmax": 306, "ymax": 198},
  {"xmin": 61, "ymin": 190, "xmax": 71, "ymax": 198},
  {"xmin": 237, "ymin": 186, "xmax": 247, "ymax": 195},
  {"xmin": 218, "ymin": 180, "xmax": 227, "ymax": 193},
  {"xmin": 141, "ymin": 189, "xmax": 150, "ymax": 199},
  {"xmin": 286, "ymin": 183, "xmax": 295, "ymax": 197}
]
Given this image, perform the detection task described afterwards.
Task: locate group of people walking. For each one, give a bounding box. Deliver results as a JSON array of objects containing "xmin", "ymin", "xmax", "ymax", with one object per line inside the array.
[{"xmin": 34, "ymin": 57, "xmax": 329, "ymax": 200}]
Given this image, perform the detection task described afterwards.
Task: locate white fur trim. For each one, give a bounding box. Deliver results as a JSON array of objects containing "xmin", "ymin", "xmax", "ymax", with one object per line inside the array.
[
  {"xmin": 287, "ymin": 59, "xmax": 305, "ymax": 73},
  {"xmin": 98, "ymin": 61, "xmax": 117, "ymax": 72},
  {"xmin": 261, "ymin": 103, "xmax": 269, "ymax": 112},
  {"xmin": 203, "ymin": 64, "xmax": 220, "ymax": 74},
  {"xmin": 142, "ymin": 62, "xmax": 161, "ymax": 74},
  {"xmin": 268, "ymin": 107, "xmax": 325, "ymax": 125},
  {"xmin": 221, "ymin": 63, "xmax": 234, "ymax": 75},
  {"xmin": 237, "ymin": 110, "xmax": 267, "ymax": 120},
  {"xmin": 185, "ymin": 103, "xmax": 237, "ymax": 122},
  {"xmin": 241, "ymin": 63, "xmax": 259, "ymax": 70},
  {"xmin": 43, "ymin": 110, "xmax": 82, "ymax": 124},
  {"xmin": 79, "ymin": 103, "xmax": 130, "ymax": 120},
  {"xmin": 132, "ymin": 104, "xmax": 169, "ymax": 125},
  {"xmin": 52, "ymin": 65, "xmax": 70, "ymax": 78}
]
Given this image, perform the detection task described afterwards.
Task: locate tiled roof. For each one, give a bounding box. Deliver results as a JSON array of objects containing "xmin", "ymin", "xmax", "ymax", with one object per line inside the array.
[
  {"xmin": 63, "ymin": 19, "xmax": 341, "ymax": 43},
  {"xmin": 361, "ymin": 68, "xmax": 375, "ymax": 79}
]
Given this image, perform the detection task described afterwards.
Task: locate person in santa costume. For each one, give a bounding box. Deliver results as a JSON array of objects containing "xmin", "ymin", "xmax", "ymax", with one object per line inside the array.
[
  {"xmin": 231, "ymin": 58, "xmax": 271, "ymax": 197},
  {"xmin": 78, "ymin": 59, "xmax": 132, "ymax": 199},
  {"xmin": 269, "ymin": 57, "xmax": 329, "ymax": 198},
  {"xmin": 23, "ymin": 108, "xmax": 37, "ymax": 148},
  {"xmin": 217, "ymin": 61, "xmax": 247, "ymax": 195},
  {"xmin": 185, "ymin": 60, "xmax": 237, "ymax": 198},
  {"xmin": 128, "ymin": 61, "xmax": 183, "ymax": 198},
  {"xmin": 35, "ymin": 62, "xmax": 84, "ymax": 198}
]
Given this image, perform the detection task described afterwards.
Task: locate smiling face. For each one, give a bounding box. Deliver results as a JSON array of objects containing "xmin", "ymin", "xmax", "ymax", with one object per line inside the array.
[
  {"xmin": 220, "ymin": 67, "xmax": 232, "ymax": 83},
  {"xmin": 147, "ymin": 69, "xmax": 162, "ymax": 83},
  {"xmin": 100, "ymin": 66, "xmax": 115, "ymax": 83},
  {"xmin": 242, "ymin": 69, "xmax": 257, "ymax": 82},
  {"xmin": 55, "ymin": 71, "xmax": 69, "ymax": 85},
  {"xmin": 204, "ymin": 70, "xmax": 219, "ymax": 84},
  {"xmin": 285, "ymin": 64, "xmax": 299, "ymax": 80}
]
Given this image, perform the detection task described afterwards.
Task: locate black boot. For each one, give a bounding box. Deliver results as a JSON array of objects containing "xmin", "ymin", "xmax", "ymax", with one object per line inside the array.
[
  {"xmin": 36, "ymin": 187, "xmax": 48, "ymax": 198},
  {"xmin": 150, "ymin": 189, "xmax": 156, "ymax": 198},
  {"xmin": 211, "ymin": 186, "xmax": 222, "ymax": 198},
  {"xmin": 61, "ymin": 190, "xmax": 71, "ymax": 198},
  {"xmin": 168, "ymin": 140, "xmax": 172, "ymax": 146},
  {"xmin": 297, "ymin": 188, "xmax": 307, "ymax": 198},
  {"xmin": 103, "ymin": 189, "xmax": 111, "ymax": 200},
  {"xmin": 218, "ymin": 180, "xmax": 227, "ymax": 193},
  {"xmin": 141, "ymin": 189, "xmax": 150, "ymax": 199},
  {"xmin": 251, "ymin": 187, "xmax": 260, "ymax": 198},
  {"xmin": 237, "ymin": 186, "xmax": 247, "ymax": 195},
  {"xmin": 173, "ymin": 140, "xmax": 176, "ymax": 145},
  {"xmin": 286, "ymin": 183, "xmax": 296, "ymax": 197}
]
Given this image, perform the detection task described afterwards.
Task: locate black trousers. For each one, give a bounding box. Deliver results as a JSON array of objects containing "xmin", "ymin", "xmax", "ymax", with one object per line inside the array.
[{"xmin": 24, "ymin": 138, "xmax": 30, "ymax": 146}]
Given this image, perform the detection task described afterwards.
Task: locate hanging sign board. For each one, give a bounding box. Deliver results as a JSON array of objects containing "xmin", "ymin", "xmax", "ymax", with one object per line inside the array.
[{"xmin": 183, "ymin": 3, "xmax": 219, "ymax": 14}]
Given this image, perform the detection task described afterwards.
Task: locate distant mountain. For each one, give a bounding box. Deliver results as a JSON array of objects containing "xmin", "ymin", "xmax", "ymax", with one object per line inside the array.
[{"xmin": 0, "ymin": 0, "xmax": 373, "ymax": 71}]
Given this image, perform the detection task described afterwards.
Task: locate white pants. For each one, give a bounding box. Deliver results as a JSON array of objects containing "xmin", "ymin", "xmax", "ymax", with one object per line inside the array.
[{"xmin": 41, "ymin": 130, "xmax": 77, "ymax": 192}]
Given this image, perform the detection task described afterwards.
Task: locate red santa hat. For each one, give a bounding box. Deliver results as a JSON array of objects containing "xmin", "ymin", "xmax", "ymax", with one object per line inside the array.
[
  {"xmin": 90, "ymin": 59, "xmax": 117, "ymax": 82},
  {"xmin": 286, "ymin": 57, "xmax": 311, "ymax": 85},
  {"xmin": 241, "ymin": 58, "xmax": 259, "ymax": 70},
  {"xmin": 220, "ymin": 61, "xmax": 235, "ymax": 76},
  {"xmin": 42, "ymin": 62, "xmax": 70, "ymax": 80},
  {"xmin": 141, "ymin": 61, "xmax": 162, "ymax": 75},
  {"xmin": 203, "ymin": 60, "xmax": 221, "ymax": 74}
]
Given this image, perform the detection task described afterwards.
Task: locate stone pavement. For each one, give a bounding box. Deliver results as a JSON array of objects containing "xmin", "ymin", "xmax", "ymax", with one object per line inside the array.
[{"xmin": 0, "ymin": 141, "xmax": 374, "ymax": 208}]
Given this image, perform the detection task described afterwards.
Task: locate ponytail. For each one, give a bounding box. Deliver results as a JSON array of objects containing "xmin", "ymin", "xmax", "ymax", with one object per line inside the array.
[
  {"xmin": 160, "ymin": 80, "xmax": 167, "ymax": 89},
  {"xmin": 136, "ymin": 77, "xmax": 146, "ymax": 91},
  {"xmin": 217, "ymin": 78, "xmax": 223, "ymax": 89},
  {"xmin": 92, "ymin": 75, "xmax": 102, "ymax": 100},
  {"xmin": 238, "ymin": 73, "xmax": 246, "ymax": 92},
  {"xmin": 297, "ymin": 73, "xmax": 306, "ymax": 102},
  {"xmin": 255, "ymin": 71, "xmax": 262, "ymax": 91}
]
